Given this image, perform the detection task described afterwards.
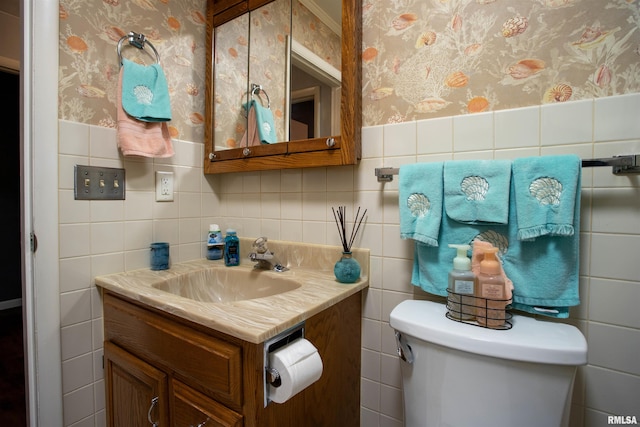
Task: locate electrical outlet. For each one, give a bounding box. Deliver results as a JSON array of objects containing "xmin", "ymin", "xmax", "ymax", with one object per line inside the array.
[{"xmin": 155, "ymin": 171, "xmax": 174, "ymax": 202}]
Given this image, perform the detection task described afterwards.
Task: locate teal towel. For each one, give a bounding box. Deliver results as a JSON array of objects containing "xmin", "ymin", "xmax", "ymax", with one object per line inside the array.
[
  {"xmin": 505, "ymin": 173, "xmax": 581, "ymax": 317},
  {"xmin": 412, "ymin": 216, "xmax": 509, "ymax": 298},
  {"xmin": 121, "ymin": 58, "xmax": 172, "ymax": 122},
  {"xmin": 444, "ymin": 159, "xmax": 511, "ymax": 224},
  {"xmin": 512, "ymin": 155, "xmax": 581, "ymax": 240},
  {"xmin": 244, "ymin": 100, "xmax": 277, "ymax": 144},
  {"xmin": 399, "ymin": 162, "xmax": 444, "ymax": 246},
  {"xmin": 412, "ymin": 159, "xmax": 581, "ymax": 318}
]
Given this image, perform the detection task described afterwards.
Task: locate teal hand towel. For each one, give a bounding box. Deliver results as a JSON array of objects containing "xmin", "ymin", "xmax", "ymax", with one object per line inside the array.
[
  {"xmin": 399, "ymin": 162, "xmax": 443, "ymax": 246},
  {"xmin": 444, "ymin": 159, "xmax": 511, "ymax": 224},
  {"xmin": 244, "ymin": 100, "xmax": 277, "ymax": 144},
  {"xmin": 121, "ymin": 58, "xmax": 172, "ymax": 122},
  {"xmin": 512, "ymin": 155, "xmax": 581, "ymax": 240}
]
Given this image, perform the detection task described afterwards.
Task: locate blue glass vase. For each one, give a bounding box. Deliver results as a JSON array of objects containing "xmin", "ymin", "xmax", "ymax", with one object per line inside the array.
[{"xmin": 334, "ymin": 251, "xmax": 361, "ymax": 283}]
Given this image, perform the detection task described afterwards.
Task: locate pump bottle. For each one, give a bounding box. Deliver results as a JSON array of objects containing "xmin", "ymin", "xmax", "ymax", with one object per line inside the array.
[
  {"xmin": 206, "ymin": 224, "xmax": 224, "ymax": 260},
  {"xmin": 446, "ymin": 244, "xmax": 477, "ymax": 321},
  {"xmin": 476, "ymin": 247, "xmax": 507, "ymax": 328},
  {"xmin": 223, "ymin": 229, "xmax": 240, "ymax": 266}
]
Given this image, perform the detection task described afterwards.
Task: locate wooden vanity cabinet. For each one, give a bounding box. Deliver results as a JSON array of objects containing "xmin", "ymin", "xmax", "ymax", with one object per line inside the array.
[
  {"xmin": 102, "ymin": 290, "xmax": 362, "ymax": 426},
  {"xmin": 104, "ymin": 341, "xmax": 170, "ymax": 427}
]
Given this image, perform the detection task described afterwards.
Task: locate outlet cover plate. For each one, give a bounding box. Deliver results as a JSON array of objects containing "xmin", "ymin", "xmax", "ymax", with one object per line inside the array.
[
  {"xmin": 156, "ymin": 171, "xmax": 174, "ymax": 202},
  {"xmin": 74, "ymin": 165, "xmax": 126, "ymax": 200}
]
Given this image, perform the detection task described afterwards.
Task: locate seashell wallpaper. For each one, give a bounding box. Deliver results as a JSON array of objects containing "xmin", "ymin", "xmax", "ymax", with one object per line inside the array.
[
  {"xmin": 59, "ymin": 0, "xmax": 640, "ymax": 142},
  {"xmin": 59, "ymin": 0, "xmax": 208, "ymax": 142},
  {"xmin": 362, "ymin": 0, "xmax": 640, "ymax": 126}
]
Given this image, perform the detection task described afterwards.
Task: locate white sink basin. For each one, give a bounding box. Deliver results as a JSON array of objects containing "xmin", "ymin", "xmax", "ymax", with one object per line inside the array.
[{"xmin": 152, "ymin": 267, "xmax": 301, "ymax": 303}]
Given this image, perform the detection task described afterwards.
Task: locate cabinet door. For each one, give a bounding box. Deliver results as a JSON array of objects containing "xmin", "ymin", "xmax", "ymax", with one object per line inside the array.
[
  {"xmin": 105, "ymin": 341, "xmax": 169, "ymax": 427},
  {"xmin": 171, "ymin": 379, "xmax": 243, "ymax": 427}
]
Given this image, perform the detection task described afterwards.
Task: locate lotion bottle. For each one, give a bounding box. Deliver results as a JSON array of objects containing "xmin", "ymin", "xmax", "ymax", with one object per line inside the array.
[
  {"xmin": 447, "ymin": 244, "xmax": 477, "ymax": 320},
  {"xmin": 476, "ymin": 247, "xmax": 506, "ymax": 328},
  {"xmin": 206, "ymin": 224, "xmax": 224, "ymax": 260}
]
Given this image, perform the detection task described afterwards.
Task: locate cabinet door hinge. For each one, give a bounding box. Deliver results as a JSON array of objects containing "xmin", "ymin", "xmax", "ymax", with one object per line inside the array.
[{"xmin": 30, "ymin": 232, "xmax": 38, "ymax": 253}]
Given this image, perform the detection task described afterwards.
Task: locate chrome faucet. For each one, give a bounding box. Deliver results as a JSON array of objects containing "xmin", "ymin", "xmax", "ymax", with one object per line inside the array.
[{"xmin": 248, "ymin": 237, "xmax": 288, "ymax": 272}]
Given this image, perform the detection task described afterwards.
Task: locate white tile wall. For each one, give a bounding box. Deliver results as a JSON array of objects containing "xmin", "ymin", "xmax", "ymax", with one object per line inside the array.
[{"xmin": 57, "ymin": 93, "xmax": 640, "ymax": 426}]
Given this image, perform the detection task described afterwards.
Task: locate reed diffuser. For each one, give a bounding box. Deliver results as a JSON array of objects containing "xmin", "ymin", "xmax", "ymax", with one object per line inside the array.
[{"xmin": 332, "ymin": 206, "xmax": 367, "ymax": 283}]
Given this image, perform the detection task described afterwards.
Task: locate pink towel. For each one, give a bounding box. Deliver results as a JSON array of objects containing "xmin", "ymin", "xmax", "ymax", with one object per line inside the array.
[
  {"xmin": 239, "ymin": 103, "xmax": 261, "ymax": 147},
  {"xmin": 116, "ymin": 67, "xmax": 174, "ymax": 158}
]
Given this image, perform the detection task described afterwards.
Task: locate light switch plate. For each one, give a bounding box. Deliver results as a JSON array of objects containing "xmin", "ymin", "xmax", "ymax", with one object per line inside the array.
[
  {"xmin": 155, "ymin": 171, "xmax": 174, "ymax": 202},
  {"xmin": 74, "ymin": 165, "xmax": 126, "ymax": 200}
]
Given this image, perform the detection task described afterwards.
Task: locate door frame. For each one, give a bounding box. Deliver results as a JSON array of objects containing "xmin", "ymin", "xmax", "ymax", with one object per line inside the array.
[{"xmin": 22, "ymin": 0, "xmax": 63, "ymax": 424}]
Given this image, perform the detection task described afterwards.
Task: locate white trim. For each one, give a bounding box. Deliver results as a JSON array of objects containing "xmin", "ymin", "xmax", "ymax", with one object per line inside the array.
[
  {"xmin": 298, "ymin": 0, "xmax": 341, "ymax": 36},
  {"xmin": 291, "ymin": 38, "xmax": 341, "ymax": 87},
  {"xmin": 22, "ymin": 0, "xmax": 63, "ymax": 425}
]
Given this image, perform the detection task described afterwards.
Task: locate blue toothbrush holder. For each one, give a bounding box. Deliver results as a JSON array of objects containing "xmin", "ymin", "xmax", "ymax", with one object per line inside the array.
[{"xmin": 150, "ymin": 242, "xmax": 170, "ymax": 270}]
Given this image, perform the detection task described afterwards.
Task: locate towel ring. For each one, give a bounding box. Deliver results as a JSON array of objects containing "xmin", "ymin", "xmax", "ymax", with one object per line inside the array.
[
  {"xmin": 251, "ymin": 83, "xmax": 271, "ymax": 109},
  {"xmin": 117, "ymin": 31, "xmax": 161, "ymax": 67}
]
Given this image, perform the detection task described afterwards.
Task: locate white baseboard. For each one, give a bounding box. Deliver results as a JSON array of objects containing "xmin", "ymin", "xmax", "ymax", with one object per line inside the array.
[{"xmin": 0, "ymin": 298, "xmax": 22, "ymax": 310}]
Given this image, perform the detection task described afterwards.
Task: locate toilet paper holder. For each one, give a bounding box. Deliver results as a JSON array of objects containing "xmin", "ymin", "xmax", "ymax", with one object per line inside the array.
[
  {"xmin": 263, "ymin": 322, "xmax": 305, "ymax": 407},
  {"xmin": 266, "ymin": 367, "xmax": 281, "ymax": 387}
]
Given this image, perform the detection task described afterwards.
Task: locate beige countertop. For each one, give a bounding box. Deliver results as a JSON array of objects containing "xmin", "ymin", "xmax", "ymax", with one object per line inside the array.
[{"xmin": 95, "ymin": 239, "xmax": 369, "ymax": 344}]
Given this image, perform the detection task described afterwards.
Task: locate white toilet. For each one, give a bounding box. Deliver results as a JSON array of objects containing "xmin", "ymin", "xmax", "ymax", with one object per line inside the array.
[{"xmin": 389, "ymin": 300, "xmax": 587, "ymax": 427}]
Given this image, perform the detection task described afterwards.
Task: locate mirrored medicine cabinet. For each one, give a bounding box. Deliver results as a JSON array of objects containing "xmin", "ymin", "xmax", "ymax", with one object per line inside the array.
[{"xmin": 204, "ymin": 0, "xmax": 361, "ymax": 174}]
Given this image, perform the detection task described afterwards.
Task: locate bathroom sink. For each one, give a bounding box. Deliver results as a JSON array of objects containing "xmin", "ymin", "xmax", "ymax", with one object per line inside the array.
[{"xmin": 151, "ymin": 267, "xmax": 301, "ymax": 303}]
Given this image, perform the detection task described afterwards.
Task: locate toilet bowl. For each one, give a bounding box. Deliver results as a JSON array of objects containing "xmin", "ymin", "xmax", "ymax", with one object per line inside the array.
[{"xmin": 390, "ymin": 300, "xmax": 587, "ymax": 427}]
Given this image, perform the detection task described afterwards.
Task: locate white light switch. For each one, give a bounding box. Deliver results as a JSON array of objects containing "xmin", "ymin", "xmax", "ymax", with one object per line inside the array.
[{"xmin": 155, "ymin": 171, "xmax": 174, "ymax": 202}]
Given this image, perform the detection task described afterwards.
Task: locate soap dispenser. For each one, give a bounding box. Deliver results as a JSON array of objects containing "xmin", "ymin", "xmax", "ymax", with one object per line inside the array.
[
  {"xmin": 476, "ymin": 247, "xmax": 507, "ymax": 328},
  {"xmin": 223, "ymin": 229, "xmax": 240, "ymax": 266},
  {"xmin": 206, "ymin": 224, "xmax": 224, "ymax": 260},
  {"xmin": 446, "ymin": 244, "xmax": 477, "ymax": 321}
]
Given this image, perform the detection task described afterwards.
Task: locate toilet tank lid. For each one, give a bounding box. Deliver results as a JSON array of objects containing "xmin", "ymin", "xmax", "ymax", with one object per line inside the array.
[{"xmin": 389, "ymin": 300, "xmax": 587, "ymax": 366}]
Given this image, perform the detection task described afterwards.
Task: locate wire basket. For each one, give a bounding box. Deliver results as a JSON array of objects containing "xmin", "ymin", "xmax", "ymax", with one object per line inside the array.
[{"xmin": 446, "ymin": 289, "xmax": 513, "ymax": 330}]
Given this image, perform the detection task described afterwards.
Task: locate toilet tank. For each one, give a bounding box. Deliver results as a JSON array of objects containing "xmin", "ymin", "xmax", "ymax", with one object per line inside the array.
[{"xmin": 390, "ymin": 300, "xmax": 587, "ymax": 427}]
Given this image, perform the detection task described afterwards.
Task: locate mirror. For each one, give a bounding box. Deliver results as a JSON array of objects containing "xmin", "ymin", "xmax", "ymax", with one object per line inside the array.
[{"xmin": 204, "ymin": 0, "xmax": 361, "ymax": 174}]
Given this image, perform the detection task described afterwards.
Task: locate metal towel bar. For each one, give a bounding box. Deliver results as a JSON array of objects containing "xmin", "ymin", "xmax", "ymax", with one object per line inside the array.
[{"xmin": 374, "ymin": 154, "xmax": 640, "ymax": 182}]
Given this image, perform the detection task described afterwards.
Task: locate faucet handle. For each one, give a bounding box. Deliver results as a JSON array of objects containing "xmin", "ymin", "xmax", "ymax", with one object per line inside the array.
[{"xmin": 253, "ymin": 237, "xmax": 269, "ymax": 254}]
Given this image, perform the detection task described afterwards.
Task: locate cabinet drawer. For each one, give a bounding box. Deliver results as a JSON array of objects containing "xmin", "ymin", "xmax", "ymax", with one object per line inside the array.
[
  {"xmin": 172, "ymin": 379, "xmax": 243, "ymax": 427},
  {"xmin": 104, "ymin": 293, "xmax": 242, "ymax": 408}
]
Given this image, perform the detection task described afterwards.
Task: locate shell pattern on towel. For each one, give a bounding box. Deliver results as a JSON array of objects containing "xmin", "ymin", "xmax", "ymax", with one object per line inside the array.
[
  {"xmin": 529, "ymin": 177, "xmax": 563, "ymax": 206},
  {"xmin": 133, "ymin": 85, "xmax": 154, "ymax": 105},
  {"xmin": 461, "ymin": 176, "xmax": 489, "ymax": 201},
  {"xmin": 407, "ymin": 193, "xmax": 430, "ymax": 217},
  {"xmin": 473, "ymin": 230, "xmax": 509, "ymax": 256}
]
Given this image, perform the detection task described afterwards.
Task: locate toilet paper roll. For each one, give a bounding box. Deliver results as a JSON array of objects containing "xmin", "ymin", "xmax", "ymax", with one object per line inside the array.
[{"xmin": 268, "ymin": 338, "xmax": 323, "ymax": 404}]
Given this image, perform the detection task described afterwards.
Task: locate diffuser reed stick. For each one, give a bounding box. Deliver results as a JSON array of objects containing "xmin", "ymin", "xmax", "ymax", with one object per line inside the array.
[{"xmin": 332, "ymin": 206, "xmax": 367, "ymax": 252}]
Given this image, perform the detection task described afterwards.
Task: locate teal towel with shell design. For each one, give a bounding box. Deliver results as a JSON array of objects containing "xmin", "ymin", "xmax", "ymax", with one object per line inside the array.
[
  {"xmin": 121, "ymin": 58, "xmax": 172, "ymax": 123},
  {"xmin": 511, "ymin": 155, "xmax": 581, "ymax": 240},
  {"xmin": 399, "ymin": 162, "xmax": 444, "ymax": 247},
  {"xmin": 444, "ymin": 159, "xmax": 512, "ymax": 224}
]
